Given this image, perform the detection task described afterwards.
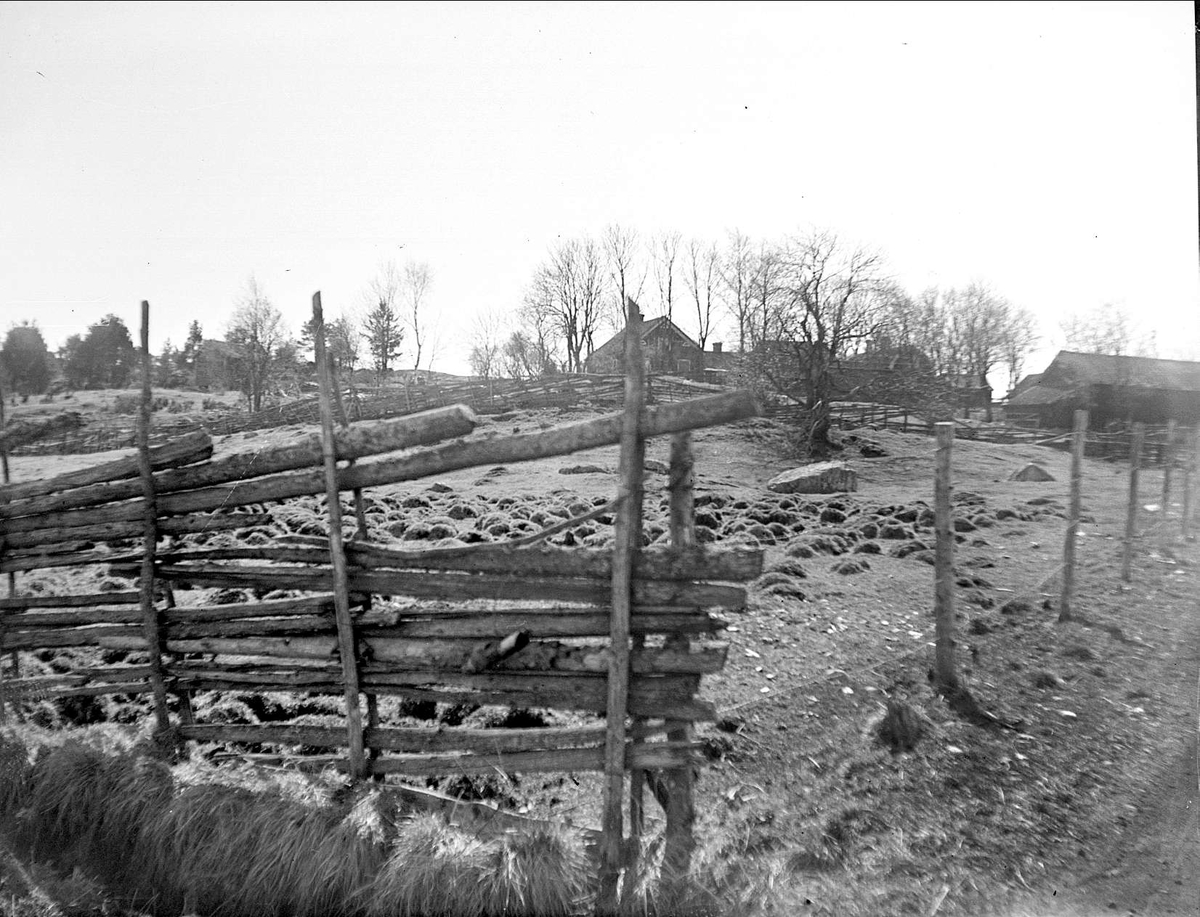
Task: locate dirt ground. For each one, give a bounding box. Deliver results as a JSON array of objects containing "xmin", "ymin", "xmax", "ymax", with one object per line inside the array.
[{"xmin": 5, "ymin": 404, "xmax": 1199, "ymax": 916}]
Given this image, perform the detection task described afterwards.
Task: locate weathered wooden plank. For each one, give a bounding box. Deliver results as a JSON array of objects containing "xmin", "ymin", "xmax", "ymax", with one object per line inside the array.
[
  {"xmin": 132, "ymin": 564, "xmax": 747, "ymax": 610},
  {"xmin": 100, "ymin": 633, "xmax": 726, "ymax": 675},
  {"xmin": 0, "ymin": 592, "xmax": 142, "ymax": 611},
  {"xmin": 170, "ymin": 669, "xmax": 715, "ymax": 721},
  {"xmin": 151, "ymin": 543, "xmax": 764, "ymax": 583},
  {"xmin": 1, "ymin": 512, "xmax": 272, "ymax": 554},
  {"xmin": 0, "ymin": 431, "xmax": 212, "ymax": 503},
  {"xmin": 3, "ymin": 624, "xmax": 143, "ymax": 650},
  {"xmin": 11, "ymin": 390, "xmax": 759, "ymax": 531},
  {"xmin": 0, "ymin": 407, "xmax": 477, "ymax": 521},
  {"xmin": 179, "ymin": 722, "xmax": 672, "ymax": 754}
]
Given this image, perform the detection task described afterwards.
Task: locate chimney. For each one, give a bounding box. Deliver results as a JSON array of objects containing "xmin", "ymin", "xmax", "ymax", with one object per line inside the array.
[{"xmin": 711, "ymin": 342, "xmax": 723, "ymax": 354}]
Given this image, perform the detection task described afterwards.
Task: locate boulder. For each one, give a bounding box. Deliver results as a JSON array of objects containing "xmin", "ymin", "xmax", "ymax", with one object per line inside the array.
[
  {"xmin": 1009, "ymin": 463, "xmax": 1055, "ymax": 482},
  {"xmin": 767, "ymin": 461, "xmax": 857, "ymax": 495}
]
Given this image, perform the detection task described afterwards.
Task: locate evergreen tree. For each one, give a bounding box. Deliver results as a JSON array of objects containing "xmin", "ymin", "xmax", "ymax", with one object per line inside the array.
[{"xmin": 0, "ymin": 322, "xmax": 52, "ymax": 397}]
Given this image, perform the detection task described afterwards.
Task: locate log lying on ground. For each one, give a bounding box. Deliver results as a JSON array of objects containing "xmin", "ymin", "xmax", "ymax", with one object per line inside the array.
[
  {"xmin": 0, "ymin": 431, "xmax": 212, "ymax": 503},
  {"xmin": 151, "ymin": 542, "xmax": 764, "ymax": 583},
  {"xmin": 0, "ymin": 411, "xmax": 84, "ymax": 451},
  {"xmin": 1, "ymin": 512, "xmax": 272, "ymax": 557},
  {"xmin": 12, "ymin": 390, "xmax": 760, "ymax": 535},
  {"xmin": 119, "ymin": 563, "xmax": 747, "ymax": 610},
  {"xmin": 0, "ymin": 407, "xmax": 477, "ymax": 521}
]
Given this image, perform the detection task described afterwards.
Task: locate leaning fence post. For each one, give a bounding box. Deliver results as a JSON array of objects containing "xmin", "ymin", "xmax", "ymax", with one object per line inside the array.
[
  {"xmin": 313, "ymin": 292, "xmax": 368, "ymax": 779},
  {"xmin": 660, "ymin": 431, "xmax": 698, "ymax": 900},
  {"xmin": 136, "ymin": 301, "xmax": 173, "ymax": 737},
  {"xmin": 933, "ymin": 422, "xmax": 959, "ymax": 690},
  {"xmin": 598, "ymin": 297, "xmax": 646, "ymax": 914},
  {"xmin": 1121, "ymin": 423, "xmax": 1145, "ymax": 583},
  {"xmin": 1059, "ymin": 410, "xmax": 1088, "ymax": 623}
]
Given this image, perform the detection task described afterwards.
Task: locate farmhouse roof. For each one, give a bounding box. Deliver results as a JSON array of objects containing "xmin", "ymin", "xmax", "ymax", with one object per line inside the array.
[
  {"xmin": 588, "ymin": 316, "xmax": 699, "ymax": 364},
  {"xmin": 1045, "ymin": 351, "xmax": 1200, "ymax": 391}
]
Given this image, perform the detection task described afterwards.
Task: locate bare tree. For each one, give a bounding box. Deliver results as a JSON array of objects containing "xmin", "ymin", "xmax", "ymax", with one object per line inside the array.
[
  {"xmin": 767, "ymin": 230, "xmax": 894, "ymax": 452},
  {"xmin": 468, "ymin": 310, "xmax": 504, "ymax": 379},
  {"xmin": 226, "ymin": 276, "xmax": 293, "ymax": 411},
  {"xmin": 531, "ymin": 237, "xmax": 607, "ymax": 373},
  {"xmin": 682, "ymin": 238, "xmax": 720, "ymax": 364},
  {"xmin": 749, "ymin": 241, "xmax": 785, "ymax": 347},
  {"xmin": 947, "ymin": 281, "xmax": 1016, "ymax": 420},
  {"xmin": 602, "ymin": 224, "xmax": 644, "ymax": 326},
  {"xmin": 1000, "ymin": 305, "xmax": 1039, "ymax": 393},
  {"xmin": 1060, "ymin": 302, "xmax": 1141, "ymax": 356},
  {"xmin": 651, "ymin": 230, "xmax": 682, "ymax": 324},
  {"xmin": 403, "ymin": 261, "xmax": 433, "ymax": 372},
  {"xmin": 721, "ymin": 230, "xmax": 756, "ymax": 354}
]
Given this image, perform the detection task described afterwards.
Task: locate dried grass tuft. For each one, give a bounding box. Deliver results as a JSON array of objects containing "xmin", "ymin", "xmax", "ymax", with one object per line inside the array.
[
  {"xmin": 484, "ymin": 824, "xmax": 591, "ymax": 916},
  {"xmin": 366, "ymin": 814, "xmax": 491, "ymax": 917}
]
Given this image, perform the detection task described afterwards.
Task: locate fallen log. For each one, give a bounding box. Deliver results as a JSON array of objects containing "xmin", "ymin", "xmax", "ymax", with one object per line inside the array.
[
  {"xmin": 0, "ymin": 431, "xmax": 212, "ymax": 503},
  {"xmin": 10, "ymin": 390, "xmax": 760, "ymax": 533},
  {"xmin": 0, "ymin": 407, "xmax": 476, "ymax": 521}
]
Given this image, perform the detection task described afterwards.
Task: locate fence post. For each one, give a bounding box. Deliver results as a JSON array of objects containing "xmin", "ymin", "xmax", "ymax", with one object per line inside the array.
[
  {"xmin": 1121, "ymin": 423, "xmax": 1145, "ymax": 583},
  {"xmin": 659, "ymin": 431, "xmax": 698, "ymax": 901},
  {"xmin": 1059, "ymin": 410, "xmax": 1088, "ymax": 623},
  {"xmin": 598, "ymin": 296, "xmax": 646, "ymax": 914},
  {"xmin": 0, "ymin": 376, "xmax": 11, "ymax": 723},
  {"xmin": 933, "ymin": 422, "xmax": 958, "ymax": 690},
  {"xmin": 1161, "ymin": 419, "xmax": 1176, "ymax": 515},
  {"xmin": 136, "ymin": 301, "xmax": 173, "ymax": 737},
  {"xmin": 312, "ymin": 293, "xmax": 368, "ymax": 779}
]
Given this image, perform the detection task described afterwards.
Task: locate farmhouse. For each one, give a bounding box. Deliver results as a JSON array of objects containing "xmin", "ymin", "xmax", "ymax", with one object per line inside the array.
[
  {"xmin": 585, "ymin": 315, "xmax": 731, "ymax": 379},
  {"xmin": 1005, "ymin": 350, "xmax": 1200, "ymax": 428}
]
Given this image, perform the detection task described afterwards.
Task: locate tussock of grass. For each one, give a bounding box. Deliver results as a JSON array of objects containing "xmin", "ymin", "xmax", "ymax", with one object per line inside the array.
[{"xmin": 0, "ymin": 726, "xmax": 601, "ymax": 917}]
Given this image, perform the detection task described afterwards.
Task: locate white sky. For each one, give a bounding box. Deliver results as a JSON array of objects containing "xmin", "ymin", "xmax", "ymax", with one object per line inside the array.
[{"xmin": 2, "ymin": 1, "xmax": 1197, "ymax": 383}]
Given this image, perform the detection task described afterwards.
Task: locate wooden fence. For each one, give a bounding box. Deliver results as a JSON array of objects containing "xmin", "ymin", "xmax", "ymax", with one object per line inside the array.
[{"xmin": 0, "ymin": 298, "xmax": 762, "ymax": 907}]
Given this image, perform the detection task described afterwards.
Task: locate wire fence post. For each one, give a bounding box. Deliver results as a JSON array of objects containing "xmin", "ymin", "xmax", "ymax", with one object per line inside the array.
[
  {"xmin": 1121, "ymin": 422, "xmax": 1145, "ymax": 583},
  {"xmin": 598, "ymin": 296, "xmax": 646, "ymax": 914},
  {"xmin": 933, "ymin": 422, "xmax": 958, "ymax": 690},
  {"xmin": 1059, "ymin": 410, "xmax": 1088, "ymax": 623}
]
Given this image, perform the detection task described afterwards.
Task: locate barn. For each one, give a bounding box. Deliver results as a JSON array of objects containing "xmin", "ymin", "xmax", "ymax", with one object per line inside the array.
[{"xmin": 1004, "ymin": 351, "xmax": 1200, "ymax": 429}]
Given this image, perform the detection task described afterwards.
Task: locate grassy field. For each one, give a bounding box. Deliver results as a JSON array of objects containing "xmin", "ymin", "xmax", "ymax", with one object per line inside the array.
[{"xmin": 1, "ymin": 399, "xmax": 1197, "ymax": 916}]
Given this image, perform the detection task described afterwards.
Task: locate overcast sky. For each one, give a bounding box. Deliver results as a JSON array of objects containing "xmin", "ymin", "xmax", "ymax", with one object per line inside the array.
[{"xmin": 2, "ymin": 1, "xmax": 1196, "ymax": 383}]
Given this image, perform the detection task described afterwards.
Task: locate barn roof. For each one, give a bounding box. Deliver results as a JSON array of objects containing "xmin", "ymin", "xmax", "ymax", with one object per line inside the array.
[{"xmin": 1045, "ymin": 351, "xmax": 1200, "ymax": 391}]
